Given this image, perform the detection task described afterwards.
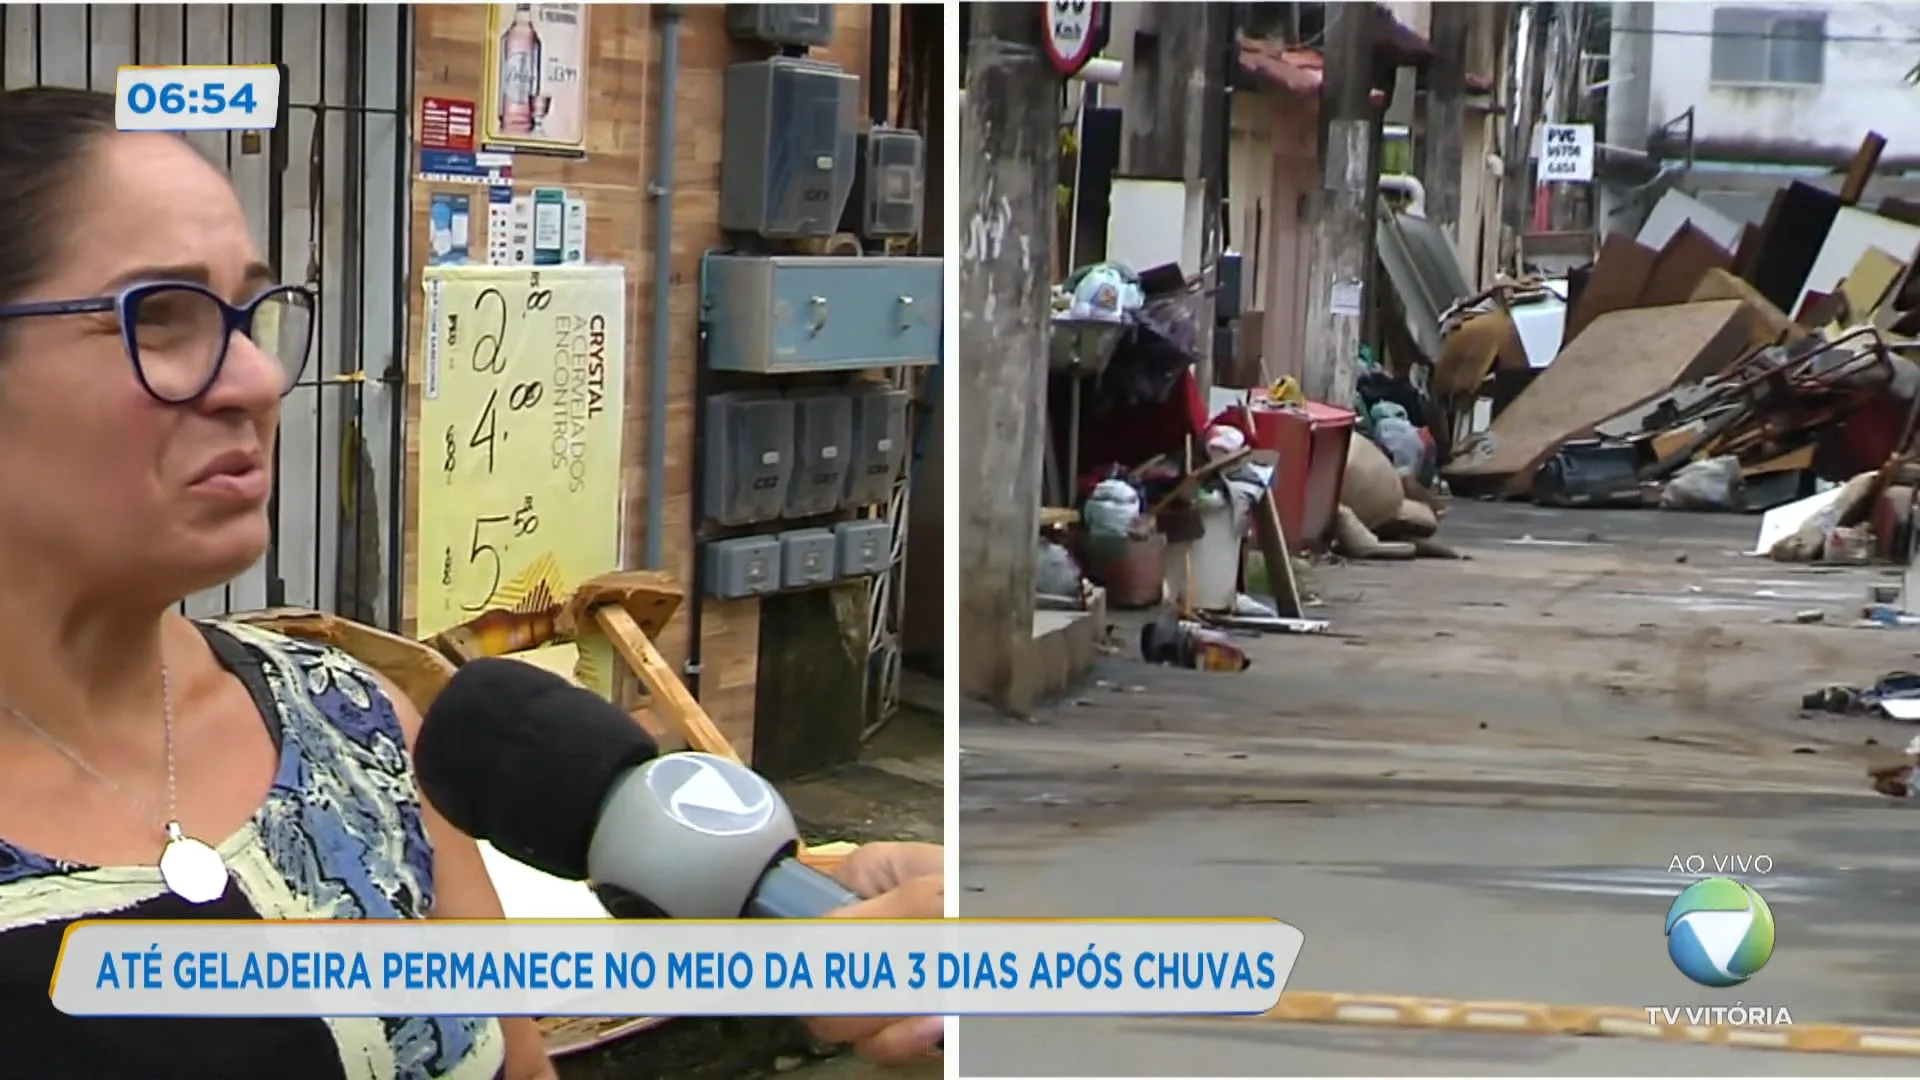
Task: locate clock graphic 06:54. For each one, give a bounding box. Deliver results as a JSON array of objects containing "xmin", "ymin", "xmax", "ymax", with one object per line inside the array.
[{"xmin": 114, "ymin": 65, "xmax": 282, "ymax": 133}]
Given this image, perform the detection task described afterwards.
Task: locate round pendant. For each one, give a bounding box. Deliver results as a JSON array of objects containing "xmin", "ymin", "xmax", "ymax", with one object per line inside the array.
[{"xmin": 158, "ymin": 826, "xmax": 229, "ymax": 905}]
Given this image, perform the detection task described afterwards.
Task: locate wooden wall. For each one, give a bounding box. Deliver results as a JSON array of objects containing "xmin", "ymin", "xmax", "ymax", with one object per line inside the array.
[{"xmin": 407, "ymin": 4, "xmax": 879, "ymax": 759}]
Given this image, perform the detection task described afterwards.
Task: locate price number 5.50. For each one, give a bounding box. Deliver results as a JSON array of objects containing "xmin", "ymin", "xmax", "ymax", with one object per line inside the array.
[{"xmin": 440, "ymin": 496, "xmax": 541, "ymax": 612}]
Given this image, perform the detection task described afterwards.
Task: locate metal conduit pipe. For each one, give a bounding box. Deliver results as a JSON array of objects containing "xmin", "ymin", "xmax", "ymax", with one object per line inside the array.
[{"xmin": 643, "ymin": 5, "xmax": 682, "ymax": 569}]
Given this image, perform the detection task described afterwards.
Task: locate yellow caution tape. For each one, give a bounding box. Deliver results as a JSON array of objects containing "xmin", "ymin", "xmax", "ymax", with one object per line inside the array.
[{"xmin": 1238, "ymin": 991, "xmax": 1920, "ymax": 1058}]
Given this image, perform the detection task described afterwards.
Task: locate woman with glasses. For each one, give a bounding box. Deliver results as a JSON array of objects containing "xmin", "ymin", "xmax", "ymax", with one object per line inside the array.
[{"xmin": 0, "ymin": 88, "xmax": 945, "ymax": 1079}]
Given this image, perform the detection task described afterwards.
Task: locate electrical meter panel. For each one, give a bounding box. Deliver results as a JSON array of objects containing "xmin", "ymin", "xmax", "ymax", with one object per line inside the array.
[
  {"xmin": 704, "ymin": 391, "xmax": 795, "ymax": 526},
  {"xmin": 843, "ymin": 385, "xmax": 910, "ymax": 507},
  {"xmin": 784, "ymin": 390, "xmax": 855, "ymax": 518},
  {"xmin": 725, "ymin": 4, "xmax": 836, "ymax": 48},
  {"xmin": 720, "ymin": 58, "xmax": 858, "ymax": 238},
  {"xmin": 778, "ymin": 529, "xmax": 837, "ymax": 588},
  {"xmin": 706, "ymin": 536, "xmax": 782, "ymax": 600},
  {"xmin": 702, "ymin": 254, "xmax": 943, "ymax": 373},
  {"xmin": 841, "ymin": 126, "xmax": 925, "ymax": 239},
  {"xmin": 834, "ymin": 519, "xmax": 891, "ymax": 577}
]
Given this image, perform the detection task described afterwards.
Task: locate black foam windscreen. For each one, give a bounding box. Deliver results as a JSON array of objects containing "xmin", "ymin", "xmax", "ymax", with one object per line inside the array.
[{"xmin": 414, "ymin": 657, "xmax": 659, "ymax": 880}]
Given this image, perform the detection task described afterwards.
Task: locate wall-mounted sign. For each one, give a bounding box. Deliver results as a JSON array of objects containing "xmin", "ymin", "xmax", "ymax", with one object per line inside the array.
[
  {"xmin": 417, "ymin": 264, "xmax": 628, "ymax": 692},
  {"xmin": 1540, "ymin": 122, "xmax": 1595, "ymax": 184},
  {"xmin": 420, "ymin": 96, "xmax": 476, "ymax": 153},
  {"xmin": 1041, "ymin": 0, "xmax": 1103, "ymax": 77},
  {"xmin": 481, "ymin": 2, "xmax": 589, "ymax": 158}
]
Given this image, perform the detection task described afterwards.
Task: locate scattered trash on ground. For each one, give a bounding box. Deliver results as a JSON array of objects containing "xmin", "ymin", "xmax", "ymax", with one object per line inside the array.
[
  {"xmin": 1139, "ymin": 616, "xmax": 1252, "ymax": 672},
  {"xmin": 1868, "ymin": 736, "xmax": 1920, "ymax": 798},
  {"xmin": 1803, "ymin": 671, "xmax": 1920, "ymax": 719}
]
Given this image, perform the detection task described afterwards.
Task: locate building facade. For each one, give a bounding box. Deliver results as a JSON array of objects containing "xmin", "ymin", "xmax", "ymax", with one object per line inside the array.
[{"xmin": 1605, "ymin": 1, "xmax": 1920, "ymax": 228}]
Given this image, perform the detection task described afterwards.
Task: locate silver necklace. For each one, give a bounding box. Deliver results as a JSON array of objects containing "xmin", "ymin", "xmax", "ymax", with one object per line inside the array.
[{"xmin": 0, "ymin": 662, "xmax": 229, "ymax": 904}]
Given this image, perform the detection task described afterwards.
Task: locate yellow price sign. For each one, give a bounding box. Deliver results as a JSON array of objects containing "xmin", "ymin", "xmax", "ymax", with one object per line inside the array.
[{"xmin": 417, "ymin": 265, "xmax": 627, "ymax": 644}]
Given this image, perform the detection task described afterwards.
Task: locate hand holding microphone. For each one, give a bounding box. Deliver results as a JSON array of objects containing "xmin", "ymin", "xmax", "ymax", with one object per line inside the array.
[
  {"xmin": 811, "ymin": 843, "xmax": 947, "ymax": 1063},
  {"xmin": 412, "ymin": 659, "xmax": 945, "ymax": 1064}
]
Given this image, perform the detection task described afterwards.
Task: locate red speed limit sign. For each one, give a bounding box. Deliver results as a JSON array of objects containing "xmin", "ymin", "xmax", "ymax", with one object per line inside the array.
[{"xmin": 1041, "ymin": 0, "xmax": 1103, "ymax": 76}]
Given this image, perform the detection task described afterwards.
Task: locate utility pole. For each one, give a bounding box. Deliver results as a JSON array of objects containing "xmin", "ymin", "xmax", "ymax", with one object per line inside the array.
[
  {"xmin": 957, "ymin": 4, "xmax": 1058, "ymax": 715},
  {"xmin": 1299, "ymin": 1, "xmax": 1376, "ymax": 407},
  {"xmin": 1118, "ymin": 2, "xmax": 1230, "ymax": 389},
  {"xmin": 1420, "ymin": 2, "xmax": 1469, "ymax": 241}
]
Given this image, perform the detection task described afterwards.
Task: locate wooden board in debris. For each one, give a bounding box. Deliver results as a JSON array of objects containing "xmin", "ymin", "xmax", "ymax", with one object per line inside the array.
[{"xmin": 1443, "ymin": 299, "xmax": 1763, "ymax": 493}]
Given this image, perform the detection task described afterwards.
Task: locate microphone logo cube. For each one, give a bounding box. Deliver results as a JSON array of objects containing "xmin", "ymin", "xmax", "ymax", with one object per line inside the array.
[{"xmin": 647, "ymin": 754, "xmax": 779, "ymax": 836}]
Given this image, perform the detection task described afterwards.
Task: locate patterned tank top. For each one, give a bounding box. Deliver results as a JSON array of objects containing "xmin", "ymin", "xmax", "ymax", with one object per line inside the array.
[{"xmin": 0, "ymin": 621, "xmax": 508, "ymax": 1080}]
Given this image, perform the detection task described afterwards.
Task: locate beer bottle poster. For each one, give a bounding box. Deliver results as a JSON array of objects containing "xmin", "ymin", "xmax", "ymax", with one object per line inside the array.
[
  {"xmin": 416, "ymin": 265, "xmax": 626, "ymax": 695},
  {"xmin": 481, "ymin": 2, "xmax": 588, "ymax": 157}
]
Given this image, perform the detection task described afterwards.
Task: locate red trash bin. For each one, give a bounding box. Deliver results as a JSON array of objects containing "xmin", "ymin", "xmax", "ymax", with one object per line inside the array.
[{"xmin": 1248, "ymin": 402, "xmax": 1356, "ymax": 553}]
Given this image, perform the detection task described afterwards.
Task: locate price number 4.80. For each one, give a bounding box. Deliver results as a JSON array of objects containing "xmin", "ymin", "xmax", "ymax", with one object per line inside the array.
[
  {"xmin": 440, "ymin": 496, "xmax": 541, "ymax": 612},
  {"xmin": 442, "ymin": 379, "xmax": 542, "ymax": 479}
]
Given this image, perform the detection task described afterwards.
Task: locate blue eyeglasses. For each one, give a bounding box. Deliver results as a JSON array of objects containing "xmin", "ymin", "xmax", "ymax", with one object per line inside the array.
[{"xmin": 0, "ymin": 280, "xmax": 316, "ymax": 404}]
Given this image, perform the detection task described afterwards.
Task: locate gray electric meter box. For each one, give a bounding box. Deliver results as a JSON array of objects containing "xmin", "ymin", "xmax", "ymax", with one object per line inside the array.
[
  {"xmin": 706, "ymin": 536, "xmax": 782, "ymax": 600},
  {"xmin": 726, "ymin": 4, "xmax": 836, "ymax": 48},
  {"xmin": 842, "ymin": 385, "xmax": 910, "ymax": 508},
  {"xmin": 720, "ymin": 58, "xmax": 859, "ymax": 238},
  {"xmin": 833, "ymin": 519, "xmax": 891, "ymax": 577},
  {"xmin": 783, "ymin": 389, "xmax": 855, "ymax": 518},
  {"xmin": 844, "ymin": 126, "xmax": 925, "ymax": 239},
  {"xmin": 778, "ymin": 529, "xmax": 838, "ymax": 588},
  {"xmin": 705, "ymin": 390, "xmax": 795, "ymax": 526}
]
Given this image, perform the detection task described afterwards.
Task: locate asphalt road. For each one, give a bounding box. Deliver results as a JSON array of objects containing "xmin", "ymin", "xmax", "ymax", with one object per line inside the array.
[{"xmin": 957, "ymin": 503, "xmax": 1920, "ymax": 1076}]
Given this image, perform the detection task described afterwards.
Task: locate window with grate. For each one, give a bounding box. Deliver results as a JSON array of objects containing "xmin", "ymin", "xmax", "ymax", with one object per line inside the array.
[{"xmin": 1709, "ymin": 7, "xmax": 1827, "ymax": 86}]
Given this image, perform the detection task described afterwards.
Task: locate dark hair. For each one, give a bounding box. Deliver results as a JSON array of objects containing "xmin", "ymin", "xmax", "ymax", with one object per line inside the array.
[{"xmin": 0, "ymin": 87, "xmax": 120, "ymax": 310}]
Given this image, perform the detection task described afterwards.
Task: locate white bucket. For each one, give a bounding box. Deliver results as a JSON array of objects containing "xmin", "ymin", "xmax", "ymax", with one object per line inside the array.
[{"xmin": 1165, "ymin": 489, "xmax": 1243, "ymax": 612}]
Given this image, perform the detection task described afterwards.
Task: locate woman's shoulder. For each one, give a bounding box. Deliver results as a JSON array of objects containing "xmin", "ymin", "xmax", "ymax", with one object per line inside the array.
[
  {"xmin": 200, "ymin": 619, "xmax": 413, "ymax": 754},
  {"xmin": 199, "ymin": 620, "xmax": 441, "ymax": 919}
]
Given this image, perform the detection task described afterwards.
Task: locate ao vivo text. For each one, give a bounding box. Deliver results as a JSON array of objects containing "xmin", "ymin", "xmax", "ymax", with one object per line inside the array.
[
  {"xmin": 94, "ymin": 946, "xmax": 1284, "ymax": 995},
  {"xmin": 1667, "ymin": 854, "xmax": 1774, "ymax": 875}
]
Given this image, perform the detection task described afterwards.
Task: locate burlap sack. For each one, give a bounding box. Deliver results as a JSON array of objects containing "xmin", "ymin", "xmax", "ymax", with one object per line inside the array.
[{"xmin": 1342, "ymin": 435, "xmax": 1406, "ymax": 531}]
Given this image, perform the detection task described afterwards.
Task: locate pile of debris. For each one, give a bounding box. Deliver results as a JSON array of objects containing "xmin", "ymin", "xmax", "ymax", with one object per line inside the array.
[{"xmin": 1434, "ymin": 132, "xmax": 1920, "ymax": 566}]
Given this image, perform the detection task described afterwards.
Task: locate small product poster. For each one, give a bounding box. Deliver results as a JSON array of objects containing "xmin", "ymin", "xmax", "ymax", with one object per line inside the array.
[
  {"xmin": 428, "ymin": 192, "xmax": 472, "ymax": 266},
  {"xmin": 486, "ymin": 187, "xmax": 515, "ymax": 266},
  {"xmin": 481, "ymin": 2, "xmax": 589, "ymax": 158},
  {"xmin": 419, "ymin": 97, "xmax": 477, "ymax": 152},
  {"xmin": 510, "ymin": 195, "xmax": 534, "ymax": 265},
  {"xmin": 563, "ymin": 196, "xmax": 587, "ymax": 265},
  {"xmin": 532, "ymin": 187, "xmax": 566, "ymax": 266}
]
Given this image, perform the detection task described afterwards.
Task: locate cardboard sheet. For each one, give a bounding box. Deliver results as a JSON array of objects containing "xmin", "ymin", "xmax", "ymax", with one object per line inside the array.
[
  {"xmin": 1638, "ymin": 189, "xmax": 1745, "ymax": 254},
  {"xmin": 1749, "ymin": 485, "xmax": 1848, "ymax": 556},
  {"xmin": 1837, "ymin": 246, "xmax": 1906, "ymax": 321},
  {"xmin": 1563, "ymin": 234, "xmax": 1659, "ymax": 344}
]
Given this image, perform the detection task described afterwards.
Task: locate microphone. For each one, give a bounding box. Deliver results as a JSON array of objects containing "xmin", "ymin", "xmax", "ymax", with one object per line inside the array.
[{"xmin": 413, "ymin": 657, "xmax": 862, "ymax": 919}]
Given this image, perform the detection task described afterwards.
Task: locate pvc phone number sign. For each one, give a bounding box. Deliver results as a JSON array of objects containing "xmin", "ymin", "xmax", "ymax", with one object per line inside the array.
[
  {"xmin": 417, "ymin": 265, "xmax": 627, "ymax": 642},
  {"xmin": 1540, "ymin": 123, "xmax": 1594, "ymax": 184}
]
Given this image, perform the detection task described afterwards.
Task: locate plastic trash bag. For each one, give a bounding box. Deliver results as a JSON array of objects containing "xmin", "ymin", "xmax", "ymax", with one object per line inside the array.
[
  {"xmin": 1064, "ymin": 263, "xmax": 1143, "ymax": 321},
  {"xmin": 1037, "ymin": 538, "xmax": 1084, "ymax": 597},
  {"xmin": 1373, "ymin": 418, "xmax": 1426, "ymax": 477},
  {"xmin": 1083, "ymin": 478, "xmax": 1143, "ymax": 538},
  {"xmin": 1660, "ymin": 455, "xmax": 1744, "ymax": 512}
]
